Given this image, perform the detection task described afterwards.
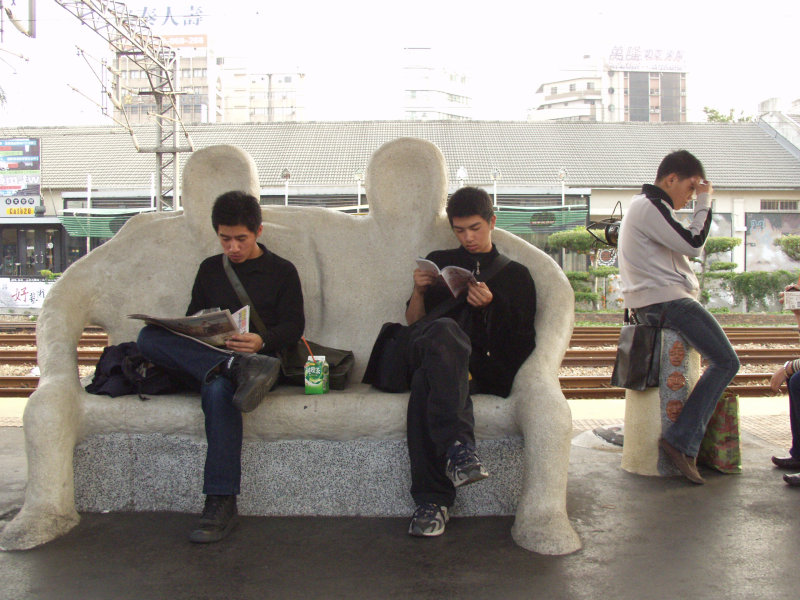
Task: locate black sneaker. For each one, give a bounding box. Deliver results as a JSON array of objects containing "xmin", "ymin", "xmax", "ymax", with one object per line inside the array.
[
  {"xmin": 408, "ymin": 503, "xmax": 449, "ymax": 537},
  {"xmin": 189, "ymin": 495, "xmax": 238, "ymax": 543},
  {"xmin": 446, "ymin": 440, "xmax": 489, "ymax": 488},
  {"xmin": 227, "ymin": 353, "xmax": 282, "ymax": 412}
]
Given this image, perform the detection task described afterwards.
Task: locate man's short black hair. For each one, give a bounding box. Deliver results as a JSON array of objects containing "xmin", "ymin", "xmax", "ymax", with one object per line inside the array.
[
  {"xmin": 211, "ymin": 191, "xmax": 262, "ymax": 234},
  {"xmin": 446, "ymin": 186, "xmax": 494, "ymax": 225},
  {"xmin": 656, "ymin": 150, "xmax": 706, "ymax": 182}
]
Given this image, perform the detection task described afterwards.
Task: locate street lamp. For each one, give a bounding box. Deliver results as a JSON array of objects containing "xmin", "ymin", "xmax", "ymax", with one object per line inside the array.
[
  {"xmin": 490, "ymin": 168, "xmax": 501, "ymax": 208},
  {"xmin": 557, "ymin": 168, "xmax": 567, "ymax": 207},
  {"xmin": 557, "ymin": 168, "xmax": 568, "ymax": 267},
  {"xmin": 281, "ymin": 168, "xmax": 291, "ymax": 206},
  {"xmin": 457, "ymin": 166, "xmax": 468, "ymax": 188},
  {"xmin": 354, "ymin": 168, "xmax": 364, "ymax": 208}
]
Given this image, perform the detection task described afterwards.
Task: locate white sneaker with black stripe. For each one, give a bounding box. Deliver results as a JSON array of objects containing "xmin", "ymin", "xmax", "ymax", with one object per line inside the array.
[
  {"xmin": 408, "ymin": 503, "xmax": 449, "ymax": 537},
  {"xmin": 446, "ymin": 440, "xmax": 489, "ymax": 488}
]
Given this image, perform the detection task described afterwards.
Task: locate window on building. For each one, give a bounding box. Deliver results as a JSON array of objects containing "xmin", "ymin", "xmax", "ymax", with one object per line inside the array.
[
  {"xmin": 586, "ymin": 82, "xmax": 595, "ymax": 90},
  {"xmin": 569, "ymin": 83, "xmax": 576, "ymax": 91},
  {"xmin": 550, "ymin": 86, "xmax": 557, "ymax": 95},
  {"xmin": 761, "ymin": 200, "xmax": 800, "ymax": 211}
]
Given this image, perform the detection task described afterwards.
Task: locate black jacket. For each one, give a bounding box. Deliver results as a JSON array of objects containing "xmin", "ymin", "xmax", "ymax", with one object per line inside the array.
[
  {"xmin": 186, "ymin": 243, "xmax": 305, "ymax": 355},
  {"xmin": 422, "ymin": 245, "xmax": 536, "ymax": 397}
]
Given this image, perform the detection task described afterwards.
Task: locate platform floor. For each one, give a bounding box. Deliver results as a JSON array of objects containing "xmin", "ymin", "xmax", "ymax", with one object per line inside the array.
[{"xmin": 1, "ymin": 397, "xmax": 798, "ymax": 600}]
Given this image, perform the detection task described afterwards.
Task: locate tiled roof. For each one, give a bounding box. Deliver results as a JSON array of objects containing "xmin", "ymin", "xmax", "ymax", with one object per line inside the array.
[{"xmin": 3, "ymin": 121, "xmax": 800, "ymax": 190}]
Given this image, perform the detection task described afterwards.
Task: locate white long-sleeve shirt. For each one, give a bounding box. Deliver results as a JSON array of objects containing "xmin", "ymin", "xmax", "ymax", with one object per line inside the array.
[{"xmin": 617, "ymin": 184, "xmax": 712, "ymax": 309}]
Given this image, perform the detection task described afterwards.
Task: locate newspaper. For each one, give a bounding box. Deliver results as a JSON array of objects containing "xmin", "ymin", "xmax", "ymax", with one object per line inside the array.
[
  {"xmin": 128, "ymin": 306, "xmax": 250, "ymax": 349},
  {"xmin": 416, "ymin": 258, "xmax": 477, "ymax": 297}
]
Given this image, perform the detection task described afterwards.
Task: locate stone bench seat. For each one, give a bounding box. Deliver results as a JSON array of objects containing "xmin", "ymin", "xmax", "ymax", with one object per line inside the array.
[
  {"xmin": 77, "ymin": 384, "xmax": 519, "ymax": 441},
  {"xmin": 0, "ymin": 138, "xmax": 580, "ymax": 555}
]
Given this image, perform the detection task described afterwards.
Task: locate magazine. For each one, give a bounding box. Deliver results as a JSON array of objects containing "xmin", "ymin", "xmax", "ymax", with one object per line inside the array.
[
  {"xmin": 128, "ymin": 306, "xmax": 250, "ymax": 349},
  {"xmin": 416, "ymin": 258, "xmax": 477, "ymax": 297}
]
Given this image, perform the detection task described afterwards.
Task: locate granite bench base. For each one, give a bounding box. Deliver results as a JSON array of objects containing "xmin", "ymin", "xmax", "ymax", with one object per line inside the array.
[{"xmin": 74, "ymin": 434, "xmax": 524, "ymax": 516}]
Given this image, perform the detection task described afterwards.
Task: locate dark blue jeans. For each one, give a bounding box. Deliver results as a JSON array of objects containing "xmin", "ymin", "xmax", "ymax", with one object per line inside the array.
[
  {"xmin": 406, "ymin": 318, "xmax": 474, "ymax": 508},
  {"xmin": 137, "ymin": 325, "xmax": 242, "ymax": 496},
  {"xmin": 635, "ymin": 298, "xmax": 740, "ymax": 457},
  {"xmin": 788, "ymin": 372, "xmax": 800, "ymax": 459}
]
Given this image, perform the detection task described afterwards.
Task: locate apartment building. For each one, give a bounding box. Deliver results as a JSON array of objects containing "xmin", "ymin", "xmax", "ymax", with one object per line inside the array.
[{"xmin": 530, "ymin": 48, "xmax": 687, "ymax": 123}]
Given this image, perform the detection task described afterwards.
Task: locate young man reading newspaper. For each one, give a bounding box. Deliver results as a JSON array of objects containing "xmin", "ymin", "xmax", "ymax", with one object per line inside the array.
[
  {"xmin": 377, "ymin": 186, "xmax": 537, "ymax": 537},
  {"xmin": 137, "ymin": 191, "xmax": 305, "ymax": 543}
]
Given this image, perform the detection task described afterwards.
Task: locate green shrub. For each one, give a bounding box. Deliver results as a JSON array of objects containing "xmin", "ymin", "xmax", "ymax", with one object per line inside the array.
[
  {"xmin": 588, "ymin": 266, "xmax": 619, "ymax": 278},
  {"xmin": 565, "ymin": 271, "xmax": 590, "ymax": 282},
  {"xmin": 775, "ymin": 236, "xmax": 800, "ymax": 262},
  {"xmin": 547, "ymin": 227, "xmax": 595, "ymax": 254},
  {"xmin": 709, "ymin": 261, "xmax": 736, "ymax": 272},
  {"xmin": 729, "ymin": 270, "xmax": 799, "ymax": 311}
]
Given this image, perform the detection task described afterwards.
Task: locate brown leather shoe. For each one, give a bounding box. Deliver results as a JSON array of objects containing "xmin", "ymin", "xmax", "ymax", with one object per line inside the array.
[
  {"xmin": 772, "ymin": 455, "xmax": 800, "ymax": 470},
  {"xmin": 784, "ymin": 473, "xmax": 800, "ymax": 486},
  {"xmin": 659, "ymin": 438, "xmax": 705, "ymax": 484}
]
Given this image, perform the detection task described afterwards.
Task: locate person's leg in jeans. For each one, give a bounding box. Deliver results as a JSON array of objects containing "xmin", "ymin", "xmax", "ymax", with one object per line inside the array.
[
  {"xmin": 201, "ymin": 376, "xmax": 241, "ymax": 495},
  {"xmin": 138, "ymin": 324, "xmax": 244, "ymax": 541},
  {"xmin": 637, "ymin": 298, "xmax": 740, "ymax": 457},
  {"xmin": 138, "ymin": 325, "xmax": 242, "ymax": 491},
  {"xmin": 787, "ymin": 372, "xmax": 800, "ymax": 459},
  {"xmin": 406, "ymin": 318, "xmax": 473, "ymax": 508},
  {"xmin": 137, "ymin": 324, "xmax": 230, "ymax": 384}
]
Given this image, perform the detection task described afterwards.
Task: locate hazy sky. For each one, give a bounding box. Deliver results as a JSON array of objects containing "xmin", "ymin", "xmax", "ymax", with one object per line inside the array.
[{"xmin": 1, "ymin": 0, "xmax": 798, "ymax": 126}]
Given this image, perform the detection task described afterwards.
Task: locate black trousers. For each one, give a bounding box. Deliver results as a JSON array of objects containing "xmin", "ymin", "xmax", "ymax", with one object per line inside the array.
[{"xmin": 406, "ymin": 318, "xmax": 475, "ymax": 507}]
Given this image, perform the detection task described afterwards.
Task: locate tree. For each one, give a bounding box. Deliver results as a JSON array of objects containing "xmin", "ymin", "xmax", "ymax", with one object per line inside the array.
[
  {"xmin": 546, "ymin": 227, "xmax": 595, "ymax": 254},
  {"xmin": 698, "ymin": 236, "xmax": 741, "ymax": 304},
  {"xmin": 703, "ymin": 106, "xmax": 752, "ymax": 123},
  {"xmin": 588, "ymin": 265, "xmax": 619, "ymax": 310},
  {"xmin": 548, "ymin": 227, "xmax": 621, "ymax": 310}
]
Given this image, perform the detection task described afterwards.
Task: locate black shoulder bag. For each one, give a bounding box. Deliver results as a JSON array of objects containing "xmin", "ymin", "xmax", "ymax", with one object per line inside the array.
[
  {"xmin": 222, "ymin": 256, "xmax": 355, "ymax": 390},
  {"xmin": 362, "ymin": 254, "xmax": 511, "ymax": 393},
  {"xmin": 610, "ymin": 308, "xmax": 663, "ymax": 391}
]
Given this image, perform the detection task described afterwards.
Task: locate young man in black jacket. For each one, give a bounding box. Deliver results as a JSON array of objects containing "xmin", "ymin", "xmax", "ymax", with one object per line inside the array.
[
  {"xmin": 137, "ymin": 191, "xmax": 305, "ymax": 543},
  {"xmin": 403, "ymin": 186, "xmax": 536, "ymax": 536}
]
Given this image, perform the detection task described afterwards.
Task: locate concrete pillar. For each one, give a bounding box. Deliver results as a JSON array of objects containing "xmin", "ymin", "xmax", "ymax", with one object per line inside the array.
[{"xmin": 621, "ymin": 328, "xmax": 701, "ymax": 476}]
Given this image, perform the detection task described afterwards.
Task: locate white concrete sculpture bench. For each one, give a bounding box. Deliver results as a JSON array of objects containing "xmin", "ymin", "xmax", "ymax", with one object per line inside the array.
[
  {"xmin": 0, "ymin": 138, "xmax": 580, "ymax": 555},
  {"xmin": 621, "ymin": 328, "xmax": 701, "ymax": 476}
]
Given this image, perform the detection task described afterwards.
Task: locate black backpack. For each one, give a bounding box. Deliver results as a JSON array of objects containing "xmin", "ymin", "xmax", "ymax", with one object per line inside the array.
[{"xmin": 86, "ymin": 342, "xmax": 190, "ymax": 400}]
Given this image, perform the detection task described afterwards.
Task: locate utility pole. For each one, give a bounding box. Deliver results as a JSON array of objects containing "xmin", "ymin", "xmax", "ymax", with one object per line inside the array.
[{"xmin": 53, "ymin": 0, "xmax": 193, "ymax": 211}]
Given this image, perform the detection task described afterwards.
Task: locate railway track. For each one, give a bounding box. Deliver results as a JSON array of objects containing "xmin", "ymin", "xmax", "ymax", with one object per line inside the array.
[
  {"xmin": 1, "ymin": 324, "xmax": 797, "ymax": 347},
  {"xmin": 0, "ymin": 325, "xmax": 795, "ymax": 398},
  {"xmin": 0, "ymin": 346, "xmax": 791, "ymax": 368},
  {"xmin": 0, "ymin": 373, "xmax": 778, "ymax": 399}
]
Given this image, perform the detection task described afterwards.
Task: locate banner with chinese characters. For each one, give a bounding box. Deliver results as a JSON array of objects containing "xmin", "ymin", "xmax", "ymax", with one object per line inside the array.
[
  {"xmin": 0, "ymin": 278, "xmax": 54, "ymax": 309},
  {"xmin": 0, "ymin": 138, "xmax": 42, "ymax": 217}
]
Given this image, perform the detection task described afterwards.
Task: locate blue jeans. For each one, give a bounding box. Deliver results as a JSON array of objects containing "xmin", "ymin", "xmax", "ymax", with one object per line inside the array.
[
  {"xmin": 788, "ymin": 372, "xmax": 800, "ymax": 458},
  {"xmin": 635, "ymin": 298, "xmax": 740, "ymax": 457},
  {"xmin": 137, "ymin": 325, "xmax": 242, "ymax": 495}
]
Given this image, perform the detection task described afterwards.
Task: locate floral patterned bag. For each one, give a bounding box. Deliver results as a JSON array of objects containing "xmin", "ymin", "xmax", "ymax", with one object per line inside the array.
[{"xmin": 697, "ymin": 391, "xmax": 742, "ymax": 474}]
